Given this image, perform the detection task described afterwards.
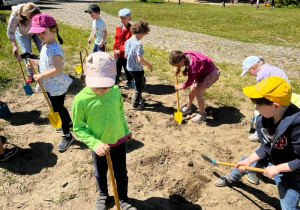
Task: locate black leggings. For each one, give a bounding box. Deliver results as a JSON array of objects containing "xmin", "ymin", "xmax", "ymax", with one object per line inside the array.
[
  {"xmin": 116, "ymin": 58, "xmax": 133, "ymax": 83},
  {"xmin": 47, "ymin": 93, "xmax": 72, "ymax": 134}
]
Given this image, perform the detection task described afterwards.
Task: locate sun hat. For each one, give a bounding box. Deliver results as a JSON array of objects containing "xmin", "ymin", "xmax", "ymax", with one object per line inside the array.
[
  {"xmin": 85, "ymin": 51, "xmax": 116, "ymax": 88},
  {"xmin": 241, "ymin": 56, "xmax": 261, "ymax": 77},
  {"xmin": 28, "ymin": 13, "xmax": 56, "ymax": 33},
  {"xmin": 118, "ymin": 8, "xmax": 131, "ymax": 17},
  {"xmin": 84, "ymin": 4, "xmax": 100, "ymax": 13},
  {"xmin": 243, "ymin": 76, "xmax": 291, "ymax": 106}
]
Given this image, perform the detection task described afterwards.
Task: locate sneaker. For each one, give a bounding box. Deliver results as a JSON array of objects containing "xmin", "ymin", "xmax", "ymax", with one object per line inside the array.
[
  {"xmin": 119, "ymin": 200, "xmax": 137, "ymax": 210},
  {"xmin": 248, "ymin": 131, "xmax": 259, "ymax": 142},
  {"xmin": 191, "ymin": 113, "xmax": 207, "ymax": 123},
  {"xmin": 95, "ymin": 194, "xmax": 108, "ymax": 210},
  {"xmin": 214, "ymin": 175, "xmax": 241, "ymax": 187},
  {"xmin": 57, "ymin": 134, "xmax": 75, "ymax": 152},
  {"xmin": 246, "ymin": 173, "xmax": 259, "ymax": 185},
  {"xmin": 26, "ymin": 75, "xmax": 34, "ymax": 83},
  {"xmin": 139, "ymin": 97, "xmax": 146, "ymax": 104},
  {"xmin": 180, "ymin": 106, "xmax": 192, "ymax": 116},
  {"xmin": 124, "ymin": 82, "xmax": 133, "ymax": 89},
  {"xmin": 131, "ymin": 103, "xmax": 145, "ymax": 110},
  {"xmin": 0, "ymin": 147, "xmax": 18, "ymax": 162}
]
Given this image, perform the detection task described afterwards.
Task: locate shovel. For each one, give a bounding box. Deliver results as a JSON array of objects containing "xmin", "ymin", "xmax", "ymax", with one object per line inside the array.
[
  {"xmin": 174, "ymin": 74, "xmax": 182, "ymax": 124},
  {"xmin": 17, "ymin": 61, "xmax": 33, "ymax": 95},
  {"xmin": 106, "ymin": 152, "xmax": 121, "ymax": 210},
  {"xmin": 75, "ymin": 44, "xmax": 90, "ymax": 74},
  {"xmin": 201, "ymin": 154, "xmax": 265, "ymax": 173},
  {"xmin": 28, "ymin": 59, "xmax": 62, "ymax": 129}
]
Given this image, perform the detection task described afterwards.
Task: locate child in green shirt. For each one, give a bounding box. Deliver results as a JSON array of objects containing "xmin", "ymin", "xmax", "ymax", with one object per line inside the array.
[{"xmin": 72, "ymin": 51, "xmax": 136, "ymax": 210}]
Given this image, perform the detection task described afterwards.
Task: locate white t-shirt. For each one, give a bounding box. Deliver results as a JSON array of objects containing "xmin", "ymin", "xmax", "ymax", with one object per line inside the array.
[{"xmin": 92, "ymin": 18, "xmax": 106, "ymax": 44}]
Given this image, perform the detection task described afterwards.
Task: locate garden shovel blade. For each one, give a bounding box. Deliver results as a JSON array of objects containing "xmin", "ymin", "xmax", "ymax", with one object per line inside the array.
[
  {"xmin": 48, "ymin": 108, "xmax": 62, "ymax": 129},
  {"xmin": 201, "ymin": 154, "xmax": 219, "ymax": 166},
  {"xmin": 75, "ymin": 65, "xmax": 82, "ymax": 74},
  {"xmin": 18, "ymin": 61, "xmax": 33, "ymax": 95}
]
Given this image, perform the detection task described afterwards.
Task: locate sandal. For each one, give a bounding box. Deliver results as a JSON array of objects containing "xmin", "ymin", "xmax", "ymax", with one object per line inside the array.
[
  {"xmin": 180, "ymin": 105, "xmax": 192, "ymax": 116},
  {"xmin": 191, "ymin": 113, "xmax": 207, "ymax": 123}
]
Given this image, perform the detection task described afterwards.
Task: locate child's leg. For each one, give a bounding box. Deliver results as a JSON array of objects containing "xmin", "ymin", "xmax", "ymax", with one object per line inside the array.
[
  {"xmin": 47, "ymin": 93, "xmax": 72, "ymax": 135},
  {"xmin": 110, "ymin": 142, "xmax": 128, "ymax": 201},
  {"xmin": 195, "ymin": 87, "xmax": 207, "ymax": 115},
  {"xmin": 92, "ymin": 151, "xmax": 109, "ymax": 195},
  {"xmin": 15, "ymin": 32, "xmax": 33, "ymax": 76},
  {"xmin": 122, "ymin": 59, "xmax": 133, "ymax": 84},
  {"xmin": 186, "ymin": 86, "xmax": 197, "ymax": 109},
  {"xmin": 92, "ymin": 44, "xmax": 99, "ymax": 53},
  {"xmin": 130, "ymin": 71, "xmax": 145, "ymax": 106}
]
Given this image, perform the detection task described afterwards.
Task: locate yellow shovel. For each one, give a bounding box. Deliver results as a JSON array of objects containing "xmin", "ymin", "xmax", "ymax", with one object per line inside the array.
[
  {"xmin": 28, "ymin": 59, "xmax": 62, "ymax": 129},
  {"xmin": 174, "ymin": 73, "xmax": 182, "ymax": 124},
  {"xmin": 75, "ymin": 44, "xmax": 90, "ymax": 74}
]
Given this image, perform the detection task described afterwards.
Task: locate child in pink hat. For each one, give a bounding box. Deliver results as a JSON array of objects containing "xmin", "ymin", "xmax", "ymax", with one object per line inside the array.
[{"xmin": 28, "ymin": 13, "xmax": 74, "ymax": 152}]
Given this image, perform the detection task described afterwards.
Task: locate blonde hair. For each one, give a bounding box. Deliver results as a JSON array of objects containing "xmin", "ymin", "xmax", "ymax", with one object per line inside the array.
[
  {"xmin": 252, "ymin": 57, "xmax": 265, "ymax": 69},
  {"xmin": 17, "ymin": 2, "xmax": 40, "ymax": 25}
]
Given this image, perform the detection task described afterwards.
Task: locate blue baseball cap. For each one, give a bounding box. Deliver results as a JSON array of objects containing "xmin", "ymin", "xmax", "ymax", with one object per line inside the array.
[
  {"xmin": 241, "ymin": 56, "xmax": 261, "ymax": 77},
  {"xmin": 118, "ymin": 8, "xmax": 131, "ymax": 17}
]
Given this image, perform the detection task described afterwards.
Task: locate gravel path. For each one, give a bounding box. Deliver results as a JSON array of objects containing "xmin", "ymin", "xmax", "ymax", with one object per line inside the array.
[{"xmin": 40, "ymin": 0, "xmax": 299, "ymax": 77}]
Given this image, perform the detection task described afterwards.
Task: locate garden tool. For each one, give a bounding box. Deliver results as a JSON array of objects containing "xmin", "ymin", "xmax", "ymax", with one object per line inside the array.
[
  {"xmin": 75, "ymin": 44, "xmax": 90, "ymax": 74},
  {"xmin": 28, "ymin": 59, "xmax": 62, "ymax": 129},
  {"xmin": 106, "ymin": 152, "xmax": 121, "ymax": 210},
  {"xmin": 17, "ymin": 61, "xmax": 33, "ymax": 95},
  {"xmin": 174, "ymin": 73, "xmax": 182, "ymax": 124},
  {"xmin": 201, "ymin": 154, "xmax": 265, "ymax": 173}
]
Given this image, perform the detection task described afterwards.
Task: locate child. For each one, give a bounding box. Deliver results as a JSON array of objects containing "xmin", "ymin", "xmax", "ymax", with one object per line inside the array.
[
  {"xmin": 7, "ymin": 2, "xmax": 42, "ymax": 83},
  {"xmin": 125, "ymin": 20, "xmax": 153, "ymax": 110},
  {"xmin": 169, "ymin": 51, "xmax": 220, "ymax": 123},
  {"xmin": 28, "ymin": 13, "xmax": 74, "ymax": 152},
  {"xmin": 214, "ymin": 76, "xmax": 300, "ymax": 210},
  {"xmin": 85, "ymin": 4, "xmax": 107, "ymax": 53},
  {"xmin": 72, "ymin": 51, "xmax": 136, "ymax": 210},
  {"xmin": 0, "ymin": 136, "xmax": 18, "ymax": 162},
  {"xmin": 113, "ymin": 8, "xmax": 133, "ymax": 88}
]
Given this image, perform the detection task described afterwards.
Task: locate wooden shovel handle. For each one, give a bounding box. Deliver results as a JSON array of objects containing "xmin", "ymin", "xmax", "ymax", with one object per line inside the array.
[
  {"xmin": 106, "ymin": 153, "xmax": 121, "ymax": 210},
  {"xmin": 175, "ymin": 74, "xmax": 180, "ymax": 110},
  {"xmin": 216, "ymin": 161, "xmax": 265, "ymax": 173},
  {"xmin": 28, "ymin": 59, "xmax": 54, "ymax": 112},
  {"xmin": 17, "ymin": 61, "xmax": 27, "ymax": 83},
  {"xmin": 80, "ymin": 51, "xmax": 84, "ymax": 74}
]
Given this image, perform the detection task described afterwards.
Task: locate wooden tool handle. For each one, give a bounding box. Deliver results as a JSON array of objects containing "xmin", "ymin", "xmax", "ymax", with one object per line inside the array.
[
  {"xmin": 216, "ymin": 161, "xmax": 265, "ymax": 173},
  {"xmin": 106, "ymin": 153, "xmax": 121, "ymax": 210},
  {"xmin": 17, "ymin": 61, "xmax": 27, "ymax": 83},
  {"xmin": 80, "ymin": 51, "xmax": 84, "ymax": 74},
  {"xmin": 175, "ymin": 74, "xmax": 180, "ymax": 110},
  {"xmin": 28, "ymin": 59, "xmax": 54, "ymax": 112}
]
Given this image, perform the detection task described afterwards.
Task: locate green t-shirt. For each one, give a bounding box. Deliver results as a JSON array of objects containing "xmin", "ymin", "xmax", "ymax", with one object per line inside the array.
[{"xmin": 72, "ymin": 85, "xmax": 130, "ymax": 151}]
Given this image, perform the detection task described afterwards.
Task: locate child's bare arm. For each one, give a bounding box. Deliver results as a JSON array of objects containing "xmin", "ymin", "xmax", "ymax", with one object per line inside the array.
[
  {"xmin": 265, "ymin": 163, "xmax": 292, "ymax": 178},
  {"xmin": 88, "ymin": 30, "xmax": 94, "ymax": 44},
  {"xmin": 32, "ymin": 55, "xmax": 63, "ymax": 81},
  {"xmin": 138, "ymin": 55, "xmax": 153, "ymax": 72}
]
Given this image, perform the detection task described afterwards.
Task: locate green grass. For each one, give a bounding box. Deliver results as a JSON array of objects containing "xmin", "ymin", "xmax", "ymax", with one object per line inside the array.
[
  {"xmin": 0, "ymin": 2, "xmax": 299, "ymax": 107},
  {"xmin": 100, "ymin": 1, "xmax": 300, "ymax": 48}
]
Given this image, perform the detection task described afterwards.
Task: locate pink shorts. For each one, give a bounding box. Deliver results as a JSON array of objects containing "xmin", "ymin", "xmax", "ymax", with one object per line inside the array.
[{"xmin": 193, "ymin": 67, "xmax": 220, "ymax": 89}]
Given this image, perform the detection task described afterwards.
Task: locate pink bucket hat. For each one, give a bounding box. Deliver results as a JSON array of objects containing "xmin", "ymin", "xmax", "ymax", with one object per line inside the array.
[
  {"xmin": 28, "ymin": 13, "xmax": 56, "ymax": 33},
  {"xmin": 85, "ymin": 52, "xmax": 116, "ymax": 88}
]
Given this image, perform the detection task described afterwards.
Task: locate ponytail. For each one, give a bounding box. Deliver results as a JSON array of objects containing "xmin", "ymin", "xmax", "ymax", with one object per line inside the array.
[{"xmin": 56, "ymin": 28, "xmax": 63, "ymax": 45}]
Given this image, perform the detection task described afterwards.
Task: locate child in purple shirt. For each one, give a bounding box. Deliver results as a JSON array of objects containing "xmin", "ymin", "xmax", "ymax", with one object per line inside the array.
[{"xmin": 169, "ymin": 50, "xmax": 220, "ymax": 123}]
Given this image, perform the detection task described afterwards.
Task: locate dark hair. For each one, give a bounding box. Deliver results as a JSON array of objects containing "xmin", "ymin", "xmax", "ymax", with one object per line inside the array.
[
  {"xmin": 130, "ymin": 20, "xmax": 150, "ymax": 34},
  {"xmin": 169, "ymin": 50, "xmax": 189, "ymax": 76},
  {"xmin": 250, "ymin": 97, "xmax": 273, "ymax": 106},
  {"xmin": 48, "ymin": 25, "xmax": 63, "ymax": 45}
]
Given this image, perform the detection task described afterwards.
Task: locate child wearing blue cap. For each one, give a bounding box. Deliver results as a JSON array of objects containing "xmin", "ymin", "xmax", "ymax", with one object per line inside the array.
[
  {"xmin": 113, "ymin": 8, "xmax": 133, "ymax": 88},
  {"xmin": 85, "ymin": 4, "xmax": 107, "ymax": 53}
]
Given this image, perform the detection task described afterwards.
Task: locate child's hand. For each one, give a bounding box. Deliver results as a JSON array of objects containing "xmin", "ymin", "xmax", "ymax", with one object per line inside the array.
[
  {"xmin": 95, "ymin": 143, "xmax": 110, "ymax": 156},
  {"xmin": 148, "ymin": 64, "xmax": 153, "ymax": 72},
  {"xmin": 125, "ymin": 132, "xmax": 132, "ymax": 142},
  {"xmin": 17, "ymin": 55, "xmax": 22, "ymax": 62},
  {"xmin": 174, "ymin": 68, "xmax": 180, "ymax": 76},
  {"xmin": 174, "ymin": 84, "xmax": 183, "ymax": 91},
  {"xmin": 12, "ymin": 46, "xmax": 18, "ymax": 58},
  {"xmin": 33, "ymin": 74, "xmax": 42, "ymax": 82},
  {"xmin": 264, "ymin": 165, "xmax": 280, "ymax": 178},
  {"xmin": 113, "ymin": 50, "xmax": 119, "ymax": 58},
  {"xmin": 235, "ymin": 159, "xmax": 251, "ymax": 171},
  {"xmin": 88, "ymin": 39, "xmax": 91, "ymax": 44}
]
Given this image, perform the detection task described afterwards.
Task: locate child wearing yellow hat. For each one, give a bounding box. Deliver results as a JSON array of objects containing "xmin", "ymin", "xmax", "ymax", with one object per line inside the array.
[{"xmin": 214, "ymin": 76, "xmax": 300, "ymax": 210}]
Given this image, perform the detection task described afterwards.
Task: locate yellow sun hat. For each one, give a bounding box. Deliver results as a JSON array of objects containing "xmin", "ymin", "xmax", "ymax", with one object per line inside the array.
[{"xmin": 243, "ymin": 76, "xmax": 291, "ymax": 106}]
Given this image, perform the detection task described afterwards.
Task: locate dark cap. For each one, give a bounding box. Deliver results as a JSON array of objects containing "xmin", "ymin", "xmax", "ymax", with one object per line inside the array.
[{"xmin": 84, "ymin": 4, "xmax": 100, "ymax": 13}]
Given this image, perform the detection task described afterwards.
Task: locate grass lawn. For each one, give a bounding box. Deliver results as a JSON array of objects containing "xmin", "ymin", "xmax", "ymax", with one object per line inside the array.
[
  {"xmin": 100, "ymin": 1, "xmax": 300, "ymax": 48},
  {"xmin": 0, "ymin": 2, "xmax": 299, "ymax": 106}
]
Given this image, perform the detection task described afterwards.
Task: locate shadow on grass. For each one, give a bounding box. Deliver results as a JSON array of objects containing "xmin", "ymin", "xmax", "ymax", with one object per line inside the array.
[
  {"xmin": 0, "ymin": 142, "xmax": 57, "ymax": 175},
  {"xmin": 67, "ymin": 75, "xmax": 85, "ymax": 96},
  {"xmin": 106, "ymin": 194, "xmax": 202, "ymax": 210},
  {"xmin": 212, "ymin": 172, "xmax": 280, "ymax": 210}
]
